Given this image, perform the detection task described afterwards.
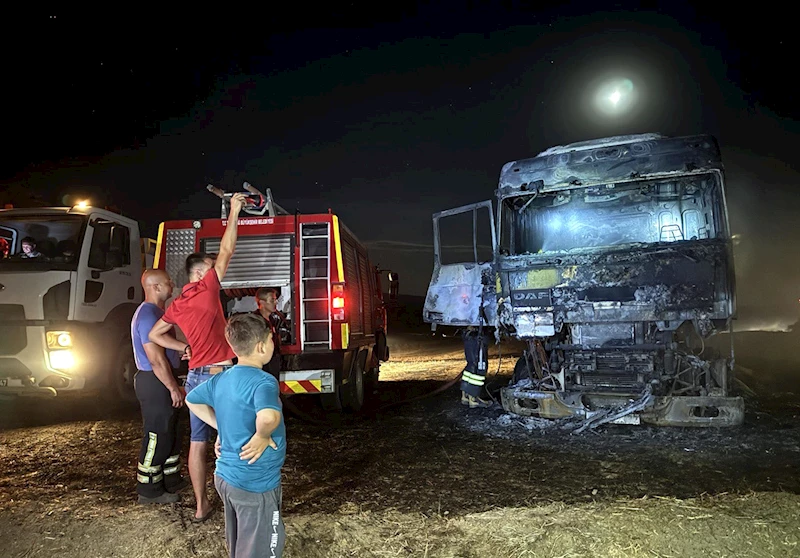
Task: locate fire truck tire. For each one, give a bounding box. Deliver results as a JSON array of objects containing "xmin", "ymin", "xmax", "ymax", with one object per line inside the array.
[
  {"xmin": 109, "ymin": 340, "xmax": 138, "ymax": 404},
  {"xmin": 365, "ymin": 366, "xmax": 379, "ymax": 396},
  {"xmin": 320, "ymin": 392, "xmax": 342, "ymax": 411},
  {"xmin": 342, "ymin": 359, "xmax": 365, "ymax": 413},
  {"xmin": 375, "ymin": 330, "xmax": 389, "ymax": 361}
]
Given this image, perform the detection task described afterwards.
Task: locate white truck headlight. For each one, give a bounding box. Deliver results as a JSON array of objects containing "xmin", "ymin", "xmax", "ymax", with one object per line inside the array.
[
  {"xmin": 49, "ymin": 349, "xmax": 75, "ymax": 370},
  {"xmin": 46, "ymin": 331, "xmax": 73, "ymax": 348}
]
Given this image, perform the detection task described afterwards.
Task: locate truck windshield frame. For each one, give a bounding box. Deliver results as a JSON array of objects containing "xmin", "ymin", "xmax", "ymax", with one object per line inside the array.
[
  {"xmin": 0, "ymin": 214, "xmax": 88, "ymax": 271},
  {"xmin": 498, "ymin": 173, "xmax": 725, "ymax": 256}
]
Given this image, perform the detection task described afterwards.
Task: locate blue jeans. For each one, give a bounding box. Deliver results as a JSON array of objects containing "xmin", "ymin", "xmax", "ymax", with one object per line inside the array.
[{"xmin": 185, "ymin": 370, "xmax": 215, "ymax": 442}]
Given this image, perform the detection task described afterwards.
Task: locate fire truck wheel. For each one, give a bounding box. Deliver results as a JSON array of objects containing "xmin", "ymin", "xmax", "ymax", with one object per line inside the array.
[
  {"xmin": 320, "ymin": 392, "xmax": 342, "ymax": 411},
  {"xmin": 342, "ymin": 359, "xmax": 365, "ymax": 413},
  {"xmin": 109, "ymin": 340, "xmax": 138, "ymax": 404},
  {"xmin": 365, "ymin": 366, "xmax": 379, "ymax": 396},
  {"xmin": 375, "ymin": 330, "xmax": 389, "ymax": 361}
]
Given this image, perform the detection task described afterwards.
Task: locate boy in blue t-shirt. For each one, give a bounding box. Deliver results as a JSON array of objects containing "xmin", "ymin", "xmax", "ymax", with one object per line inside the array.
[{"xmin": 186, "ymin": 313, "xmax": 286, "ymax": 558}]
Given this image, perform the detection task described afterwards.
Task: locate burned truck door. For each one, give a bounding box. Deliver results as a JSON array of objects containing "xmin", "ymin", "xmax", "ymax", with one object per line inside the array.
[{"xmin": 423, "ymin": 201, "xmax": 497, "ymax": 329}]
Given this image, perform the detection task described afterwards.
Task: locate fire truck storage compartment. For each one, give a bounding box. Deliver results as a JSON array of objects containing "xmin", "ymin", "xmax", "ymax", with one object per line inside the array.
[
  {"xmin": 202, "ymin": 233, "xmax": 296, "ymax": 345},
  {"xmin": 339, "ymin": 225, "xmax": 376, "ymax": 340}
]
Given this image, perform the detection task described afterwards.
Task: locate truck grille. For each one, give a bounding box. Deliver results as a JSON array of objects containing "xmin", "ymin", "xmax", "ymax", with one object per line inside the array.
[
  {"xmin": 567, "ymin": 351, "xmax": 654, "ymax": 389},
  {"xmin": 0, "ymin": 305, "xmax": 27, "ymax": 355}
]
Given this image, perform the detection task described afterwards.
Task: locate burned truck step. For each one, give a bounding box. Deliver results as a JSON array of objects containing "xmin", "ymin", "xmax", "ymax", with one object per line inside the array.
[{"xmin": 500, "ymin": 385, "xmax": 745, "ymax": 428}]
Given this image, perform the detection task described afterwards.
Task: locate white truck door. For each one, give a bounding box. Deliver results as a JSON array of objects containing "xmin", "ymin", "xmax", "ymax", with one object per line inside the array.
[
  {"xmin": 423, "ymin": 200, "xmax": 497, "ymax": 328},
  {"xmin": 73, "ymin": 215, "xmax": 140, "ymax": 323}
]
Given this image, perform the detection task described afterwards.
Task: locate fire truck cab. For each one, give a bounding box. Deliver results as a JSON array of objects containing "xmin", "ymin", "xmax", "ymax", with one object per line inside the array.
[{"xmin": 154, "ymin": 186, "xmax": 390, "ymax": 412}]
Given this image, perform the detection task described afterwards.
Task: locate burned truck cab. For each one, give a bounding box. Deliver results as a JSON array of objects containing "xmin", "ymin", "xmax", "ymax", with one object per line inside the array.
[{"xmin": 424, "ymin": 133, "xmax": 743, "ymax": 427}]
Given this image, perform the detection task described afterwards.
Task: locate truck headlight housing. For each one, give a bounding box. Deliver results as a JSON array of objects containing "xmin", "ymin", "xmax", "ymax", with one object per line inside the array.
[
  {"xmin": 48, "ymin": 349, "xmax": 75, "ymax": 370},
  {"xmin": 47, "ymin": 331, "xmax": 73, "ymax": 348}
]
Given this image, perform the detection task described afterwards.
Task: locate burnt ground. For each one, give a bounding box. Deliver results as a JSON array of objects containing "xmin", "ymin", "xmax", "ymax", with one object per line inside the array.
[{"xmin": 1, "ymin": 331, "xmax": 799, "ymax": 557}]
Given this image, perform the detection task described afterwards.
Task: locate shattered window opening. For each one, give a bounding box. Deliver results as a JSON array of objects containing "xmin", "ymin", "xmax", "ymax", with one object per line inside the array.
[
  {"xmin": 500, "ymin": 174, "xmax": 722, "ymax": 256},
  {"xmin": 437, "ymin": 207, "xmax": 494, "ymax": 265}
]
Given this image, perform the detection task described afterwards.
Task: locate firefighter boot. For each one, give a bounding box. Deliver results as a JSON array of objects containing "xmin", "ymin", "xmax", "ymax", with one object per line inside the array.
[
  {"xmin": 138, "ymin": 492, "xmax": 180, "ymax": 504},
  {"xmin": 466, "ymin": 394, "xmax": 492, "ymax": 409},
  {"xmin": 460, "ymin": 330, "xmax": 491, "ymax": 408}
]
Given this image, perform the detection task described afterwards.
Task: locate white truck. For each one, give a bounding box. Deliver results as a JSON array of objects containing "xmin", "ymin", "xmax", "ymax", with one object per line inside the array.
[{"xmin": 0, "ymin": 203, "xmax": 155, "ymax": 401}]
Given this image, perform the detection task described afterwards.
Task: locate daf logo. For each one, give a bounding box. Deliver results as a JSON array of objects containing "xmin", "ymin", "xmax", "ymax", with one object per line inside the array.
[{"xmin": 512, "ymin": 291, "xmax": 549, "ymax": 301}]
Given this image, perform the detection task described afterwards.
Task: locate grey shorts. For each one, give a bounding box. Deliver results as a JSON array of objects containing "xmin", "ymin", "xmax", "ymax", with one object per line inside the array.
[{"xmin": 214, "ymin": 475, "xmax": 285, "ymax": 558}]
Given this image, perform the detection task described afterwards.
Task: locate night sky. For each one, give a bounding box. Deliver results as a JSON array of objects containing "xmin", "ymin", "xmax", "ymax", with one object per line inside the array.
[{"xmin": 1, "ymin": 5, "xmax": 798, "ymax": 326}]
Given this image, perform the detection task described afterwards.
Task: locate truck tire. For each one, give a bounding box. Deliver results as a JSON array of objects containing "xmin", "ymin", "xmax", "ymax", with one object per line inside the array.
[
  {"xmin": 320, "ymin": 392, "xmax": 342, "ymax": 411},
  {"xmin": 375, "ymin": 330, "xmax": 389, "ymax": 362},
  {"xmin": 365, "ymin": 365, "xmax": 379, "ymax": 397},
  {"xmin": 342, "ymin": 359, "xmax": 365, "ymax": 413},
  {"xmin": 111, "ymin": 341, "xmax": 139, "ymax": 405}
]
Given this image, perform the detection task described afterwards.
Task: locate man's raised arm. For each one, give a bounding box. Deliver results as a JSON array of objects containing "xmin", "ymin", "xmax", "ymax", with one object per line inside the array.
[{"xmin": 214, "ymin": 193, "xmax": 246, "ymax": 280}]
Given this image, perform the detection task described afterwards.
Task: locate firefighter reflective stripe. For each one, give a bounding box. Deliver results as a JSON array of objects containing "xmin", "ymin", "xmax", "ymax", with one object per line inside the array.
[
  {"xmin": 143, "ymin": 432, "xmax": 157, "ymax": 467},
  {"xmin": 138, "ymin": 462, "xmax": 161, "ymax": 474},
  {"xmin": 137, "ymin": 473, "xmax": 164, "ymax": 484},
  {"xmin": 163, "ymin": 465, "xmax": 180, "ymax": 475},
  {"xmin": 165, "ymin": 454, "xmax": 179, "ymax": 465},
  {"xmin": 280, "ymin": 380, "xmax": 322, "ymax": 394},
  {"xmin": 462, "ymin": 370, "xmax": 485, "ymax": 387}
]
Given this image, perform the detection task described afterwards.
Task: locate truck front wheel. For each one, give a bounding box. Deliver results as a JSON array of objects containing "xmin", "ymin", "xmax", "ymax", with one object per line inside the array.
[{"xmin": 110, "ymin": 341, "xmax": 138, "ymax": 404}]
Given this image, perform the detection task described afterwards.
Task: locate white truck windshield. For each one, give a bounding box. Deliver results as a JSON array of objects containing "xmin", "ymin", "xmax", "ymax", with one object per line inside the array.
[{"xmin": 0, "ymin": 215, "xmax": 87, "ymax": 267}]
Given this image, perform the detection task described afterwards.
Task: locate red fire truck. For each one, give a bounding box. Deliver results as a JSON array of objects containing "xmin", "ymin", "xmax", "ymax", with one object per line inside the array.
[{"xmin": 153, "ymin": 184, "xmax": 391, "ymax": 412}]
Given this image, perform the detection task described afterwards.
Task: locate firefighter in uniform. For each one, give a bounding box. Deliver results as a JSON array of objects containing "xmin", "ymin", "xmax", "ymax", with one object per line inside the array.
[
  {"xmin": 131, "ymin": 269, "xmax": 188, "ymax": 503},
  {"xmin": 460, "ymin": 326, "xmax": 493, "ymax": 408},
  {"xmin": 255, "ymin": 287, "xmax": 286, "ymax": 381}
]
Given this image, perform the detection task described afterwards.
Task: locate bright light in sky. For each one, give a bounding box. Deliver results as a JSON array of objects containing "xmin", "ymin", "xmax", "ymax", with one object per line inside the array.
[{"xmin": 595, "ymin": 78, "xmax": 636, "ymax": 116}]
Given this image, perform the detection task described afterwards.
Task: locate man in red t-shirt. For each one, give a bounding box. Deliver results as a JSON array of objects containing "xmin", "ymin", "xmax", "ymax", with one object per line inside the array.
[{"xmin": 148, "ymin": 193, "xmax": 245, "ymax": 522}]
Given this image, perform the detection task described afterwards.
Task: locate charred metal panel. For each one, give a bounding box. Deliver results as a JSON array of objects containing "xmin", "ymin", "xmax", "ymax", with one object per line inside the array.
[
  {"xmin": 423, "ymin": 263, "xmax": 496, "ymax": 326},
  {"xmin": 571, "ymin": 323, "xmax": 634, "ymax": 347},
  {"xmin": 511, "ymin": 310, "xmax": 555, "ymax": 338},
  {"xmin": 498, "ymin": 134, "xmax": 723, "ymax": 195},
  {"xmin": 424, "ymin": 199, "xmax": 498, "ymax": 328},
  {"xmin": 498, "ymin": 240, "xmax": 731, "ymax": 330}
]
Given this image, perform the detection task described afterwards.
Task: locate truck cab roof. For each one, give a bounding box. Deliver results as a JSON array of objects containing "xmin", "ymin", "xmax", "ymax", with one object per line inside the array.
[
  {"xmin": 0, "ymin": 206, "xmax": 138, "ymax": 227},
  {"xmin": 497, "ymin": 133, "xmax": 724, "ymax": 195}
]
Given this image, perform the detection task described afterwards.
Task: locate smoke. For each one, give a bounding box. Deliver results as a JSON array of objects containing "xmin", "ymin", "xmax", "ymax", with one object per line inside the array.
[
  {"xmin": 721, "ymin": 146, "xmax": 800, "ymax": 335},
  {"xmin": 733, "ymin": 317, "xmax": 798, "ymax": 334}
]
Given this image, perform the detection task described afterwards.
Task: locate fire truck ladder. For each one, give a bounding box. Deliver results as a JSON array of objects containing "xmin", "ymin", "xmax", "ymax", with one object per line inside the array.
[{"xmin": 299, "ymin": 222, "xmax": 332, "ymax": 349}]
